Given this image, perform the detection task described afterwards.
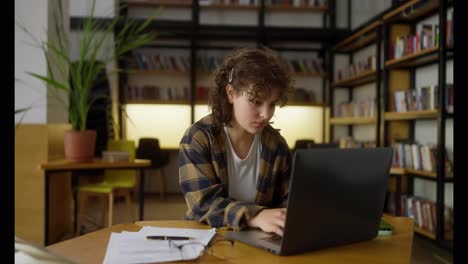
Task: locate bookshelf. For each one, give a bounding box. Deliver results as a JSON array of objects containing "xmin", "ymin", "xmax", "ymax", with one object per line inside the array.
[
  {"xmin": 112, "ymin": 0, "xmax": 349, "ymax": 149},
  {"xmin": 380, "ymin": 0, "xmax": 453, "ymax": 248},
  {"xmin": 328, "ymin": 16, "xmax": 382, "ymax": 148},
  {"xmin": 326, "ymin": 0, "xmax": 453, "ymax": 249}
]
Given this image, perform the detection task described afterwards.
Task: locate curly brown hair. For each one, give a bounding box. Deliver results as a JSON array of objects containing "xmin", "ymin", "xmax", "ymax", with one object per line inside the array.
[{"xmin": 208, "ymin": 47, "xmax": 293, "ymax": 129}]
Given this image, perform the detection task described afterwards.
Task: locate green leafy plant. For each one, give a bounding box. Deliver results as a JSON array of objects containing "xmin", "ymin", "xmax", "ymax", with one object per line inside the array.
[{"xmin": 17, "ymin": 0, "xmax": 158, "ymax": 131}]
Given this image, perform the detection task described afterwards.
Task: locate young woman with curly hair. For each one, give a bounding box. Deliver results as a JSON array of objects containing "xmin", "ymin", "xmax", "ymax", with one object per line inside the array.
[{"xmin": 179, "ymin": 47, "xmax": 294, "ymax": 236}]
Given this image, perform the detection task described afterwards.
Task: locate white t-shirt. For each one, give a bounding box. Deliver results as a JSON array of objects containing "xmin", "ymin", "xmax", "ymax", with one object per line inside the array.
[{"xmin": 223, "ymin": 126, "xmax": 262, "ymax": 203}]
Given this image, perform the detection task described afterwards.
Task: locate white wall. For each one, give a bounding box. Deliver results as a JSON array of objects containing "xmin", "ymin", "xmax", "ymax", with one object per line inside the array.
[
  {"xmin": 69, "ymin": 0, "xmax": 120, "ymax": 139},
  {"xmin": 69, "ymin": 0, "xmax": 115, "ymax": 17},
  {"xmin": 15, "ymin": 0, "xmax": 118, "ymax": 125},
  {"xmin": 351, "ymin": 0, "xmax": 391, "ymax": 29},
  {"xmin": 15, "ymin": 0, "xmax": 49, "ymax": 124},
  {"xmin": 336, "ymin": 0, "xmax": 349, "ymax": 29},
  {"xmin": 15, "ymin": 0, "xmax": 71, "ymax": 125}
]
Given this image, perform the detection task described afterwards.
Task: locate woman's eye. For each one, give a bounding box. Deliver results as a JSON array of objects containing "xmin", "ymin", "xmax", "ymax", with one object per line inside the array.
[{"xmin": 250, "ymin": 99, "xmax": 262, "ymax": 105}]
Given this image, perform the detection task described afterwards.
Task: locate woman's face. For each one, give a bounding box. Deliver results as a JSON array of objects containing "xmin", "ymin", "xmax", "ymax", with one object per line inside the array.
[{"xmin": 226, "ymin": 84, "xmax": 280, "ymax": 135}]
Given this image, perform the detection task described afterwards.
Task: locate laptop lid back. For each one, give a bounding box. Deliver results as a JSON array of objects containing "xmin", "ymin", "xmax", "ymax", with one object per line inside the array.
[{"xmin": 280, "ymin": 147, "xmax": 393, "ymax": 255}]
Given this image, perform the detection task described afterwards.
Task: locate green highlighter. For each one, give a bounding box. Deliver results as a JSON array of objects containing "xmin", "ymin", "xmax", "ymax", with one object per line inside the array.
[{"xmin": 378, "ymin": 219, "xmax": 393, "ymax": 235}]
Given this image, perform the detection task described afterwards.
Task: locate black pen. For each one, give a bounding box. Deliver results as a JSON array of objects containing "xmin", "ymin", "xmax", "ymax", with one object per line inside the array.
[{"xmin": 146, "ymin": 236, "xmax": 195, "ymax": 240}]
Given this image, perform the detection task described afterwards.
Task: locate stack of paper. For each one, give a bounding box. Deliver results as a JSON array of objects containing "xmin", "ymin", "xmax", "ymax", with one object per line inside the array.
[
  {"xmin": 15, "ymin": 236, "xmax": 77, "ymax": 264},
  {"xmin": 103, "ymin": 227, "xmax": 216, "ymax": 264}
]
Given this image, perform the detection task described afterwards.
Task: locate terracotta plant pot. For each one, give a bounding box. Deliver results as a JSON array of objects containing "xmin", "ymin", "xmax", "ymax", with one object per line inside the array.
[{"xmin": 64, "ymin": 130, "xmax": 97, "ymax": 162}]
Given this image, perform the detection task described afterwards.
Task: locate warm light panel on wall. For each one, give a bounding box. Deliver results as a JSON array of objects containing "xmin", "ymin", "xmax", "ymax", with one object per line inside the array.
[
  {"xmin": 194, "ymin": 104, "xmax": 210, "ymax": 122},
  {"xmin": 123, "ymin": 104, "xmax": 191, "ymax": 149},
  {"xmin": 195, "ymin": 104, "xmax": 324, "ymax": 148},
  {"xmin": 271, "ymin": 106, "xmax": 324, "ymax": 147}
]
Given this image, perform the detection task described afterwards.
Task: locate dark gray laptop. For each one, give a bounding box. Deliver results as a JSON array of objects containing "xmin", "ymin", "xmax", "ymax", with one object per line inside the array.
[{"xmin": 225, "ymin": 147, "xmax": 393, "ymax": 255}]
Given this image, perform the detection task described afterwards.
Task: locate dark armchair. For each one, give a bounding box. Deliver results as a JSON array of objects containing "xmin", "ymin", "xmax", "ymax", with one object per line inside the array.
[{"xmin": 136, "ymin": 138, "xmax": 170, "ymax": 200}]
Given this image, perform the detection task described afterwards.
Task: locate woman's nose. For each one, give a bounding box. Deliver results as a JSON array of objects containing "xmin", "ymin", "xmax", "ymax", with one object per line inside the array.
[{"xmin": 259, "ymin": 106, "xmax": 273, "ymax": 120}]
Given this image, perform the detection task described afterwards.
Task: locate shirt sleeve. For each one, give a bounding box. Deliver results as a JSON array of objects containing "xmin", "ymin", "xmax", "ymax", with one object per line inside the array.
[{"xmin": 178, "ymin": 126, "xmax": 265, "ymax": 230}]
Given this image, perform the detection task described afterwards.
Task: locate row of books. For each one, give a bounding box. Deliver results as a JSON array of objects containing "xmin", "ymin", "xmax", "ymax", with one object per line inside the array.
[
  {"xmin": 196, "ymin": 86, "xmax": 211, "ymax": 101},
  {"xmin": 338, "ymin": 137, "xmax": 376, "ymax": 148},
  {"xmin": 292, "ymin": 88, "xmax": 317, "ymax": 103},
  {"xmin": 335, "ymin": 55, "xmax": 376, "ymax": 82},
  {"xmin": 197, "ymin": 56, "xmax": 223, "ymax": 73},
  {"xmin": 131, "ymin": 52, "xmax": 191, "ymax": 72},
  {"xmin": 386, "ymin": 194, "xmax": 453, "ymax": 234},
  {"xmin": 196, "ymin": 85, "xmax": 319, "ymax": 103},
  {"xmin": 391, "ymin": 24, "xmax": 439, "ymax": 60},
  {"xmin": 391, "ymin": 141, "xmax": 453, "ymax": 176},
  {"xmin": 131, "ymin": 52, "xmax": 220, "ymax": 73},
  {"xmin": 334, "ymin": 98, "xmax": 376, "ymax": 118},
  {"xmin": 446, "ymin": 10, "xmax": 454, "ymax": 47},
  {"xmin": 130, "ymin": 51, "xmax": 325, "ymax": 75},
  {"xmin": 393, "ymin": 84, "xmax": 453, "ymax": 113},
  {"xmin": 390, "ymin": 15, "xmax": 453, "ymax": 61},
  {"xmin": 125, "ymin": 85, "xmax": 190, "ymax": 101},
  {"xmin": 285, "ymin": 58, "xmax": 325, "ymax": 75},
  {"xmin": 198, "ymin": 56, "xmax": 324, "ymax": 75}
]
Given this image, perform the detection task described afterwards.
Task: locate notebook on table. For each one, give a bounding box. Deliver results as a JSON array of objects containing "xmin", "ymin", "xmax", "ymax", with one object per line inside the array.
[{"xmin": 225, "ymin": 147, "xmax": 393, "ymax": 256}]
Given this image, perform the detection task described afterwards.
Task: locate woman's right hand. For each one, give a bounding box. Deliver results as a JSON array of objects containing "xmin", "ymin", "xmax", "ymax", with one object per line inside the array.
[{"xmin": 246, "ymin": 208, "xmax": 287, "ymax": 236}]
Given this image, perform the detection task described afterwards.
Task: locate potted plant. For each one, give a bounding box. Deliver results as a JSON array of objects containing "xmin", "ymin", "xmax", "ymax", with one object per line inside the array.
[{"xmin": 18, "ymin": 0, "xmax": 158, "ymax": 162}]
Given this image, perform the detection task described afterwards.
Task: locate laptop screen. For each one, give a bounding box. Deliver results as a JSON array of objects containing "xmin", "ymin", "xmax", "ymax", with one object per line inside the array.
[{"xmin": 280, "ymin": 147, "xmax": 393, "ymax": 255}]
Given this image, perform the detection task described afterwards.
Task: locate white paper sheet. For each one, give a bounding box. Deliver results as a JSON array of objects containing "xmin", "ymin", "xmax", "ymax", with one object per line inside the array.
[{"xmin": 103, "ymin": 227, "xmax": 216, "ymax": 264}]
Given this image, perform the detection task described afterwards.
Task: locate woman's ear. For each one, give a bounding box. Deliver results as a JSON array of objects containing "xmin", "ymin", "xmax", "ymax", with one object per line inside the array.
[{"xmin": 225, "ymin": 84, "xmax": 235, "ymax": 103}]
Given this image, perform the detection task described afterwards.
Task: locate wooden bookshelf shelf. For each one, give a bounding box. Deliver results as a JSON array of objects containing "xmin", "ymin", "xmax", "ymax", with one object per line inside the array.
[
  {"xmin": 266, "ymin": 5, "xmax": 328, "ymax": 12},
  {"xmin": 334, "ymin": 20, "xmax": 381, "ymax": 52},
  {"xmin": 339, "ymin": 33, "xmax": 377, "ymax": 53},
  {"xmin": 331, "ymin": 70, "xmax": 377, "ymax": 88},
  {"xmin": 127, "ymin": 0, "xmax": 192, "ymax": 8},
  {"xmin": 391, "ymin": 167, "xmax": 454, "ymax": 182},
  {"xmin": 390, "ymin": 167, "xmax": 406, "ymax": 175},
  {"xmin": 126, "ymin": 69, "xmax": 190, "ymax": 76},
  {"xmin": 383, "ymin": 110, "xmax": 438, "ymax": 120},
  {"xmin": 383, "ymin": 0, "xmax": 442, "ymax": 23},
  {"xmin": 414, "ymin": 226, "xmax": 436, "ymax": 240},
  {"xmin": 200, "ymin": 4, "xmax": 259, "ymax": 10},
  {"xmin": 385, "ymin": 47, "xmax": 453, "ymax": 69},
  {"xmin": 330, "ymin": 117, "xmax": 376, "ymax": 125},
  {"xmin": 406, "ymin": 168, "xmax": 437, "ymax": 178},
  {"xmin": 124, "ymin": 100, "xmax": 190, "ymax": 105}
]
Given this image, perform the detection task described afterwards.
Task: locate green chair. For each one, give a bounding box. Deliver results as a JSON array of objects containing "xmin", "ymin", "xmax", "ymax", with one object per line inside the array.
[{"xmin": 75, "ymin": 139, "xmax": 137, "ymax": 236}]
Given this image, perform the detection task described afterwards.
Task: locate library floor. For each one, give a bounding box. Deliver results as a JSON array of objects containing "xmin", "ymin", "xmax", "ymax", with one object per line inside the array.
[{"xmin": 80, "ymin": 194, "xmax": 453, "ymax": 264}]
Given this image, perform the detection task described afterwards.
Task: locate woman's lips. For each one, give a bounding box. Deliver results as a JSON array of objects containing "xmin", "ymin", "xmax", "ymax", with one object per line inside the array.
[{"xmin": 252, "ymin": 122, "xmax": 266, "ymax": 128}]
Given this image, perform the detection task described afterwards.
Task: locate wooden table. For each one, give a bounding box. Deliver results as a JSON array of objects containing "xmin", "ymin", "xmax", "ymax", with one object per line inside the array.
[
  {"xmin": 40, "ymin": 159, "xmax": 151, "ymax": 246},
  {"xmin": 47, "ymin": 215, "xmax": 414, "ymax": 264}
]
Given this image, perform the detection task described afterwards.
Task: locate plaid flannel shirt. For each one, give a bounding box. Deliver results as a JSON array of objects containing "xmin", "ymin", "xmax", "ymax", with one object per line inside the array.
[{"xmin": 178, "ymin": 114, "xmax": 292, "ymax": 230}]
